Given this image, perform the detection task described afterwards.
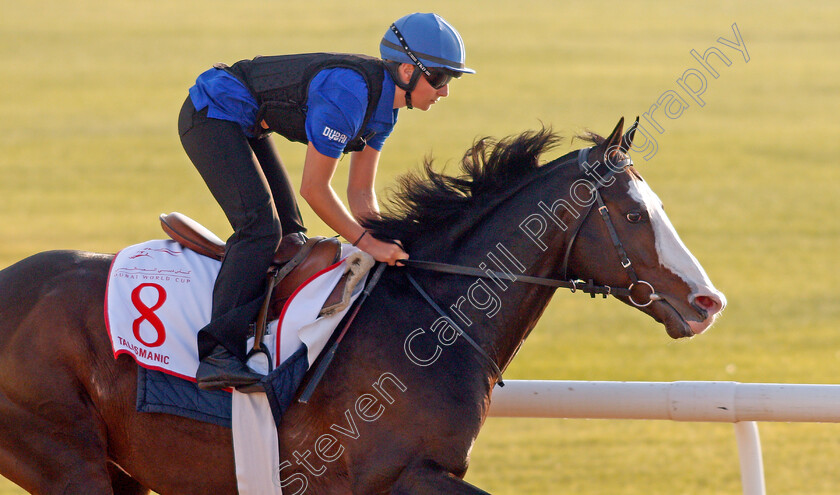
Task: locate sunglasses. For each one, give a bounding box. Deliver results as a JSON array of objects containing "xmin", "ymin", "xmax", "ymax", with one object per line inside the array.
[{"xmin": 424, "ymin": 69, "xmax": 458, "ymax": 89}]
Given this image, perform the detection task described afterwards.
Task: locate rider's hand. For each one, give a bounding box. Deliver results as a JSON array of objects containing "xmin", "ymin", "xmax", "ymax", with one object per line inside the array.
[{"xmin": 357, "ymin": 234, "xmax": 409, "ymax": 266}]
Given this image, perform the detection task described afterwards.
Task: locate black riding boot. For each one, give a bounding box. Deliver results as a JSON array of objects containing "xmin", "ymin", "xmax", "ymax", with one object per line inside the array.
[{"xmin": 196, "ymin": 344, "xmax": 264, "ymax": 391}]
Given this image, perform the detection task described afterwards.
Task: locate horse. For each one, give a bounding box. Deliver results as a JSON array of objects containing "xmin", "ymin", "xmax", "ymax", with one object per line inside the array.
[{"xmin": 0, "ymin": 117, "xmax": 725, "ymax": 494}]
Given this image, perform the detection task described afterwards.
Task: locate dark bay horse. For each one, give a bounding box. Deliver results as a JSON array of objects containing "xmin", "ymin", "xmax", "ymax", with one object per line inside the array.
[{"xmin": 0, "ymin": 118, "xmax": 725, "ymax": 494}]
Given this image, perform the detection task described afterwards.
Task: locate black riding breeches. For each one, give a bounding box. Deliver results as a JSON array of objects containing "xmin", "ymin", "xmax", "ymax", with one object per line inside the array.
[{"xmin": 178, "ymin": 97, "xmax": 305, "ymax": 361}]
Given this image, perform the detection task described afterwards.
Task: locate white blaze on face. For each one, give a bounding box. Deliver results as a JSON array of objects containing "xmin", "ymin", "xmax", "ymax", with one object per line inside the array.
[{"xmin": 626, "ymin": 176, "xmax": 726, "ymax": 323}]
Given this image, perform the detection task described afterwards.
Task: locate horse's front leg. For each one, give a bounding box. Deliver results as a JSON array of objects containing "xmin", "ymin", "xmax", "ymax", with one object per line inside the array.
[{"xmin": 389, "ymin": 459, "xmax": 491, "ymax": 495}]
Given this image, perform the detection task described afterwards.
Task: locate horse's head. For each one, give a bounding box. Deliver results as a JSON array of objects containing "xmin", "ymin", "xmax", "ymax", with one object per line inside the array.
[{"xmin": 563, "ymin": 117, "xmax": 726, "ymax": 338}]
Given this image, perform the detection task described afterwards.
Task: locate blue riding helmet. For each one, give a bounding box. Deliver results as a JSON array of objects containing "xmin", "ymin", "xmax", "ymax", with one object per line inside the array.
[{"xmin": 380, "ymin": 13, "xmax": 475, "ymax": 75}]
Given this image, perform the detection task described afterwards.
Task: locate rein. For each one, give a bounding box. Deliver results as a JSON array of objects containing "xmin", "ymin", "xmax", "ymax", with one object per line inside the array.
[
  {"xmin": 404, "ymin": 272, "xmax": 506, "ymax": 386},
  {"xmin": 298, "ymin": 146, "xmax": 660, "ymax": 399},
  {"xmin": 400, "ymin": 259, "xmax": 629, "ymax": 297}
]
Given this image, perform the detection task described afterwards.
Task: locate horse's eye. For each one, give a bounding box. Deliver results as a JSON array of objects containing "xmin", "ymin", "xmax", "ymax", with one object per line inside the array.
[{"xmin": 626, "ymin": 211, "xmax": 644, "ymax": 223}]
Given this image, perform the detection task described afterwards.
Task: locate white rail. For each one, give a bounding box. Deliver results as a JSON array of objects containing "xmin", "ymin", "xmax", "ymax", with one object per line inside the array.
[{"xmin": 488, "ymin": 380, "xmax": 840, "ymax": 495}]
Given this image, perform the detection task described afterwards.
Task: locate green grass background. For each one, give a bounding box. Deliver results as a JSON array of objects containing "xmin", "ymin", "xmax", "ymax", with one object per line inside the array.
[{"xmin": 2, "ymin": 0, "xmax": 839, "ymax": 493}]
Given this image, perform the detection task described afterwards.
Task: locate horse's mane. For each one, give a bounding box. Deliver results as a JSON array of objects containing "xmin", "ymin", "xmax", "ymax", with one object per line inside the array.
[{"xmin": 363, "ymin": 127, "xmax": 563, "ymax": 247}]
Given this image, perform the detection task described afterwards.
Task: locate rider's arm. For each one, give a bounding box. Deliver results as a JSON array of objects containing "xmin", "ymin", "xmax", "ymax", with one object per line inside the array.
[
  {"xmin": 347, "ymin": 145, "xmax": 381, "ymax": 223},
  {"xmin": 300, "ymin": 143, "xmax": 407, "ymax": 265}
]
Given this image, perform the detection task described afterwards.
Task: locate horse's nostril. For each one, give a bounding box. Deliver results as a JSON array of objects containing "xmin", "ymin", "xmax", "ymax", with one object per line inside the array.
[{"xmin": 694, "ymin": 295, "xmax": 720, "ymax": 314}]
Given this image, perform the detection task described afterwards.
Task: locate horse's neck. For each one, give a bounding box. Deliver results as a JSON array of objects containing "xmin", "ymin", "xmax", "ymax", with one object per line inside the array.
[
  {"xmin": 420, "ymin": 217, "xmax": 567, "ymax": 374},
  {"xmin": 406, "ymin": 163, "xmax": 580, "ymax": 379}
]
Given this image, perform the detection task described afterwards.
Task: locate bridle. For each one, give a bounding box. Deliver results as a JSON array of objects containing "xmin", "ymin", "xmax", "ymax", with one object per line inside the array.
[
  {"xmin": 404, "ymin": 147, "xmax": 658, "ymax": 305},
  {"xmin": 558, "ymin": 147, "xmax": 656, "ymax": 308},
  {"xmin": 399, "ymin": 146, "xmax": 660, "ymax": 384},
  {"xmin": 300, "ymin": 146, "xmax": 662, "ymax": 399}
]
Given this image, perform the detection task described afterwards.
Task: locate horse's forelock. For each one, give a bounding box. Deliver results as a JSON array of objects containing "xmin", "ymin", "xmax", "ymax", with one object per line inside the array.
[{"xmin": 575, "ymin": 131, "xmax": 605, "ymax": 146}]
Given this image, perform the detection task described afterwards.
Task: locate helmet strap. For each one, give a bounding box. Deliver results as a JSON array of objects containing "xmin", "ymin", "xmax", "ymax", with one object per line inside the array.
[
  {"xmin": 404, "ymin": 68, "xmax": 423, "ymax": 109},
  {"xmin": 385, "ymin": 62, "xmax": 423, "ymax": 110}
]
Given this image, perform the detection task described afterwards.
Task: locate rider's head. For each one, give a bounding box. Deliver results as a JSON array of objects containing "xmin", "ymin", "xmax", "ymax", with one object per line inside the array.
[{"xmin": 380, "ymin": 13, "xmax": 475, "ymax": 109}]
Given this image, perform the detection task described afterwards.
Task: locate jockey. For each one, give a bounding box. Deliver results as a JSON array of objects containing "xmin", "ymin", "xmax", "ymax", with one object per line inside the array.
[{"xmin": 177, "ymin": 13, "xmax": 475, "ymax": 391}]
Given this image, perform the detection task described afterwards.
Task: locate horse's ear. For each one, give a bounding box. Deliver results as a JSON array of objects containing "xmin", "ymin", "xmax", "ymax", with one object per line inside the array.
[
  {"xmin": 594, "ymin": 117, "xmax": 624, "ymax": 161},
  {"xmin": 620, "ymin": 116, "xmax": 639, "ymax": 154},
  {"xmin": 606, "ymin": 117, "xmax": 624, "ymax": 148}
]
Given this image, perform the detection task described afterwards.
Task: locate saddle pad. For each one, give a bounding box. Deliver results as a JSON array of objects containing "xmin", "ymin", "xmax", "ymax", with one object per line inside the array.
[
  {"xmin": 135, "ymin": 342, "xmax": 310, "ymax": 428},
  {"xmin": 137, "ymin": 365, "xmax": 232, "ymax": 427}
]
